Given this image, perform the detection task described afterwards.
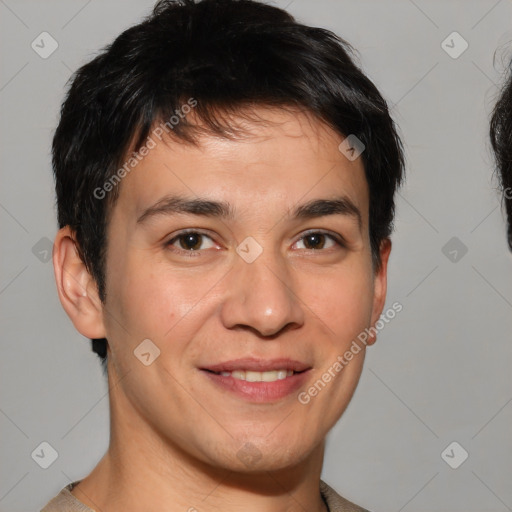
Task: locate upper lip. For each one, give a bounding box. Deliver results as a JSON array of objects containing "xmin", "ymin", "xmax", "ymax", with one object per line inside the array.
[{"xmin": 202, "ymin": 358, "xmax": 311, "ymax": 373}]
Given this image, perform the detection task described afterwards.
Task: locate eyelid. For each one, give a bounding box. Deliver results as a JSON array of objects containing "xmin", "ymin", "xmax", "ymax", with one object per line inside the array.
[{"xmin": 167, "ymin": 227, "xmax": 218, "ymax": 238}]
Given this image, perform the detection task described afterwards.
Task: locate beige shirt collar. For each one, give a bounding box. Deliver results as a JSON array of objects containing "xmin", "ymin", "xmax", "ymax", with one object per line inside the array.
[{"xmin": 41, "ymin": 479, "xmax": 370, "ymax": 512}]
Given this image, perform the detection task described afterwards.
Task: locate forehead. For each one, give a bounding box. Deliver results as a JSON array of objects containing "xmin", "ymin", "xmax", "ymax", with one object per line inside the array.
[{"xmin": 113, "ymin": 107, "xmax": 369, "ymax": 226}]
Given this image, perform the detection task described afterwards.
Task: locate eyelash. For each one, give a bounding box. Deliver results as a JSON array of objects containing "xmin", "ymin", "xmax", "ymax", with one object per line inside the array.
[{"xmin": 165, "ymin": 229, "xmax": 346, "ymax": 255}]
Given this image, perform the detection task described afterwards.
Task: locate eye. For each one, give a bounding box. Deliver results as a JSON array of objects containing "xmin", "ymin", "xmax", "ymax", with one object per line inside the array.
[
  {"xmin": 167, "ymin": 231, "xmax": 217, "ymax": 252},
  {"xmin": 293, "ymin": 231, "xmax": 344, "ymax": 251}
]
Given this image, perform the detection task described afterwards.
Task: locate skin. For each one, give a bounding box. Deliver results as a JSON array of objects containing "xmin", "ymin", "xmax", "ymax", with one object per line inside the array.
[{"xmin": 53, "ymin": 107, "xmax": 391, "ymax": 512}]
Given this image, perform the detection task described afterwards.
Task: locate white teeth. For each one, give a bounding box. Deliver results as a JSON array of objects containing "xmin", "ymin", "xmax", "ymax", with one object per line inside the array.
[
  {"xmin": 219, "ymin": 369, "xmax": 295, "ymax": 382},
  {"xmin": 245, "ymin": 371, "xmax": 263, "ymax": 382}
]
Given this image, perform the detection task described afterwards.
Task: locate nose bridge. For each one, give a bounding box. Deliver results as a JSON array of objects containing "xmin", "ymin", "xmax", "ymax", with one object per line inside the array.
[{"xmin": 220, "ymin": 242, "xmax": 304, "ymax": 336}]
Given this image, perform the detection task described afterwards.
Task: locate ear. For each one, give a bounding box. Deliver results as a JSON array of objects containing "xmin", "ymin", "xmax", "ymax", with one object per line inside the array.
[
  {"xmin": 366, "ymin": 238, "xmax": 392, "ymax": 346},
  {"xmin": 52, "ymin": 226, "xmax": 107, "ymax": 339}
]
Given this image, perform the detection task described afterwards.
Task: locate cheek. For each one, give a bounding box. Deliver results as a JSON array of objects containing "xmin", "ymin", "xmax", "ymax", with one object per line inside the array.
[
  {"xmin": 304, "ymin": 265, "xmax": 375, "ymax": 339},
  {"xmin": 117, "ymin": 274, "xmax": 179, "ymax": 339},
  {"xmin": 106, "ymin": 257, "xmax": 221, "ymax": 345}
]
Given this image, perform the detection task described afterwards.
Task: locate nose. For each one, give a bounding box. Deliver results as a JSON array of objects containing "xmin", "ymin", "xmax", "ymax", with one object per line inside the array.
[{"xmin": 219, "ymin": 246, "xmax": 305, "ymax": 337}]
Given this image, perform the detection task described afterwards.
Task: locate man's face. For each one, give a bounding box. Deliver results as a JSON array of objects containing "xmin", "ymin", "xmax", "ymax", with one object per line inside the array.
[{"xmin": 100, "ymin": 107, "xmax": 389, "ymax": 472}]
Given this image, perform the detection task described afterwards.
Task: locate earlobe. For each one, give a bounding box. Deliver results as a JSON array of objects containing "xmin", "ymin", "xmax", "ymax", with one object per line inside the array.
[
  {"xmin": 53, "ymin": 227, "xmax": 107, "ymax": 339},
  {"xmin": 367, "ymin": 238, "xmax": 392, "ymax": 346}
]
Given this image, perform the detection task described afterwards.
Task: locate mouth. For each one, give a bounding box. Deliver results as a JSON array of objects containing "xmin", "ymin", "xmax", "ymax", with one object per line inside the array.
[{"xmin": 199, "ymin": 358, "xmax": 312, "ymax": 402}]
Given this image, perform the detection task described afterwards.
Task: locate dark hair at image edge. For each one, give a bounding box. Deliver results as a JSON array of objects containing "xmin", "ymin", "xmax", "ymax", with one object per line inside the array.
[
  {"xmin": 52, "ymin": 0, "xmax": 405, "ymax": 374},
  {"xmin": 490, "ymin": 60, "xmax": 512, "ymax": 251}
]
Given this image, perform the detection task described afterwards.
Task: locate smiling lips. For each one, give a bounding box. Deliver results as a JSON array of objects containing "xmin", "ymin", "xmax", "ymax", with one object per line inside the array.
[
  {"xmin": 203, "ymin": 357, "xmax": 311, "ymax": 373},
  {"xmin": 201, "ymin": 358, "xmax": 312, "ymax": 402}
]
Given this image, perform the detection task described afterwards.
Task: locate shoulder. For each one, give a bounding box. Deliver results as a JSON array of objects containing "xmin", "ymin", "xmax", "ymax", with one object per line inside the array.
[
  {"xmin": 320, "ymin": 479, "xmax": 371, "ymax": 512},
  {"xmin": 40, "ymin": 481, "xmax": 95, "ymax": 512}
]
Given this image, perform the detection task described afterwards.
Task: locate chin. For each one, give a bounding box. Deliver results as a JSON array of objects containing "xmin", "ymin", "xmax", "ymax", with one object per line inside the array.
[{"xmin": 203, "ymin": 435, "xmax": 315, "ymax": 474}]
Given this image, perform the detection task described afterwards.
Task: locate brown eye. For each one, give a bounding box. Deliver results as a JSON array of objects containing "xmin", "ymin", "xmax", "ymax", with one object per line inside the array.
[
  {"xmin": 294, "ymin": 231, "xmax": 341, "ymax": 251},
  {"xmin": 167, "ymin": 231, "xmax": 216, "ymax": 252},
  {"xmin": 303, "ymin": 233, "xmax": 327, "ymax": 249},
  {"xmin": 179, "ymin": 233, "xmax": 203, "ymax": 250}
]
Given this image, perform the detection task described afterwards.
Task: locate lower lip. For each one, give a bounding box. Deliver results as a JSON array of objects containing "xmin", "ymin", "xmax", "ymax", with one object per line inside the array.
[{"xmin": 200, "ymin": 370, "xmax": 311, "ymax": 403}]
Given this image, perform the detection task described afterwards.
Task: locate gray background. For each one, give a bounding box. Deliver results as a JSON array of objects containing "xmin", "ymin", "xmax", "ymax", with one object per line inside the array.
[{"xmin": 1, "ymin": 0, "xmax": 511, "ymax": 511}]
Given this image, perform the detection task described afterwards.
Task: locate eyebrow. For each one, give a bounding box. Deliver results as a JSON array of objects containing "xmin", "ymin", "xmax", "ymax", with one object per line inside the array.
[
  {"xmin": 136, "ymin": 194, "xmax": 362, "ymax": 228},
  {"xmin": 293, "ymin": 196, "xmax": 362, "ymax": 229},
  {"xmin": 137, "ymin": 195, "xmax": 234, "ymax": 224}
]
